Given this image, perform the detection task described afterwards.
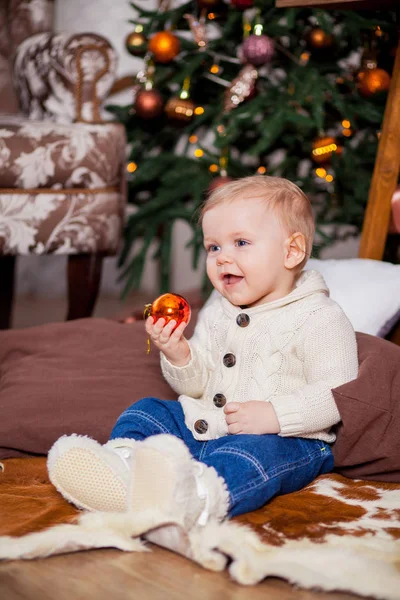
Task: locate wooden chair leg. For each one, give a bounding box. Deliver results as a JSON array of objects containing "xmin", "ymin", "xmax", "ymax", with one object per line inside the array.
[
  {"xmin": 66, "ymin": 254, "xmax": 103, "ymax": 321},
  {"xmin": 0, "ymin": 255, "xmax": 16, "ymax": 329}
]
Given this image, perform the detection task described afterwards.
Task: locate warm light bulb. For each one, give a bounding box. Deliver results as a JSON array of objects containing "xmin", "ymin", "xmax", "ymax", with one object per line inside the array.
[
  {"xmin": 209, "ymin": 164, "xmax": 219, "ymax": 173},
  {"xmin": 194, "ymin": 106, "xmax": 204, "ymax": 115},
  {"xmin": 257, "ymin": 166, "xmax": 267, "ymax": 174},
  {"xmin": 127, "ymin": 162, "xmax": 137, "ymax": 173},
  {"xmin": 325, "ymin": 174, "xmax": 334, "ymax": 182},
  {"xmin": 194, "ymin": 149, "xmax": 204, "ymax": 157},
  {"xmin": 316, "ymin": 168, "xmax": 327, "ymax": 178},
  {"xmin": 189, "ymin": 135, "xmax": 198, "ymax": 143}
]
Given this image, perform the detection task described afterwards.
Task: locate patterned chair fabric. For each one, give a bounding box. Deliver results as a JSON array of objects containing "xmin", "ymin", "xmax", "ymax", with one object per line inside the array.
[
  {"xmin": 0, "ymin": 0, "xmax": 126, "ymax": 258},
  {"xmin": 14, "ymin": 32, "xmax": 118, "ymax": 124}
]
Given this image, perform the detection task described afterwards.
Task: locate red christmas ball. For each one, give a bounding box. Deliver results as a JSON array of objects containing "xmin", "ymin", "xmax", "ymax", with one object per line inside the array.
[
  {"xmin": 148, "ymin": 31, "xmax": 181, "ymax": 63},
  {"xmin": 242, "ymin": 34, "xmax": 274, "ymax": 66},
  {"xmin": 134, "ymin": 89, "xmax": 164, "ymax": 119},
  {"xmin": 149, "ymin": 293, "xmax": 191, "ymax": 329},
  {"xmin": 230, "ymin": 0, "xmax": 253, "ymax": 8},
  {"xmin": 208, "ymin": 176, "xmax": 234, "ymax": 192}
]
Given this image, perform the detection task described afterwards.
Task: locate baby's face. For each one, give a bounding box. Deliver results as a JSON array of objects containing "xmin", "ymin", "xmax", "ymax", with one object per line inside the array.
[{"xmin": 202, "ymin": 197, "xmax": 292, "ymax": 307}]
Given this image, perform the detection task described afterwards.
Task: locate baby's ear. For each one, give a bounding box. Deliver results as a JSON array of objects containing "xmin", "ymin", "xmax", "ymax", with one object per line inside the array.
[{"xmin": 284, "ymin": 232, "xmax": 307, "ymax": 269}]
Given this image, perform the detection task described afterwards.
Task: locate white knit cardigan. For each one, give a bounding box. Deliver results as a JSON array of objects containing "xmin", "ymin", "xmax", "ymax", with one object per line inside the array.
[{"xmin": 161, "ymin": 270, "xmax": 359, "ymax": 442}]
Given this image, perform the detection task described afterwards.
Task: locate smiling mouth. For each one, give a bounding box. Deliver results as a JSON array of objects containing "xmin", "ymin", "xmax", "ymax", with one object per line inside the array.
[{"xmin": 221, "ymin": 274, "xmax": 243, "ymax": 286}]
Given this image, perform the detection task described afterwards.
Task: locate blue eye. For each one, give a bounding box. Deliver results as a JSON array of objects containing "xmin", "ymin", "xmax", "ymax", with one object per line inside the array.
[
  {"xmin": 236, "ymin": 239, "xmax": 249, "ymax": 247},
  {"xmin": 207, "ymin": 244, "xmax": 220, "ymax": 253}
]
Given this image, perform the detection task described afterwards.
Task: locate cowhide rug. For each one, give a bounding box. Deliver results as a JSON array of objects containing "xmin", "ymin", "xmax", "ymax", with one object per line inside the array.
[{"xmin": 0, "ymin": 459, "xmax": 399, "ymax": 599}]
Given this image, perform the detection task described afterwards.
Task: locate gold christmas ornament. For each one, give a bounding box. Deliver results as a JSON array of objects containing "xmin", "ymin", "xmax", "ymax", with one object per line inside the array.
[
  {"xmin": 307, "ymin": 27, "xmax": 334, "ymax": 50},
  {"xmin": 165, "ymin": 96, "xmax": 196, "ymax": 122},
  {"xmin": 311, "ymin": 136, "xmax": 340, "ymax": 164},
  {"xmin": 357, "ymin": 67, "xmax": 391, "ymax": 98},
  {"xmin": 125, "ymin": 30, "xmax": 147, "ymax": 56},
  {"xmin": 148, "ymin": 31, "xmax": 181, "ymax": 63},
  {"xmin": 224, "ymin": 64, "xmax": 258, "ymax": 111}
]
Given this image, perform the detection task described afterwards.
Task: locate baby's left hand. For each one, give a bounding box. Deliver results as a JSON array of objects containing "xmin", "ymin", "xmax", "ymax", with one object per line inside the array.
[{"xmin": 224, "ymin": 401, "xmax": 281, "ymax": 435}]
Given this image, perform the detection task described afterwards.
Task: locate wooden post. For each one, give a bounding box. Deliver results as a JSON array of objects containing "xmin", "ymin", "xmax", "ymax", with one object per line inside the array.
[{"xmin": 358, "ymin": 40, "xmax": 400, "ymax": 259}]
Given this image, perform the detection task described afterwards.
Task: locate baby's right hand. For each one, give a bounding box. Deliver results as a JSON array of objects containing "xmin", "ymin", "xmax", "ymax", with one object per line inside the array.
[{"xmin": 145, "ymin": 316, "xmax": 191, "ymax": 366}]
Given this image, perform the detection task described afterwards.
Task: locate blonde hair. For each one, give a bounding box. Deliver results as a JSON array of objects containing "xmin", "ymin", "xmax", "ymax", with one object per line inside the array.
[{"xmin": 200, "ymin": 175, "xmax": 315, "ymax": 259}]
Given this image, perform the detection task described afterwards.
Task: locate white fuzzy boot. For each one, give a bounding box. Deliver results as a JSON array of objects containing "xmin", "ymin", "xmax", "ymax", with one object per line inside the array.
[
  {"xmin": 47, "ymin": 435, "xmax": 138, "ymax": 512},
  {"xmin": 47, "ymin": 433, "xmax": 229, "ymax": 531},
  {"xmin": 129, "ymin": 434, "xmax": 229, "ymax": 531}
]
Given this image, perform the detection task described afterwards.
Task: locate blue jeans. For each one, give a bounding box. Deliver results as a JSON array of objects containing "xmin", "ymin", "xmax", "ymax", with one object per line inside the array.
[{"xmin": 110, "ymin": 397, "xmax": 334, "ymax": 518}]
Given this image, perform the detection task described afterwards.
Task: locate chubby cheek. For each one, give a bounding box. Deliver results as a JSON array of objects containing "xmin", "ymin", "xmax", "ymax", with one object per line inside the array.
[{"xmin": 206, "ymin": 259, "xmax": 218, "ymax": 285}]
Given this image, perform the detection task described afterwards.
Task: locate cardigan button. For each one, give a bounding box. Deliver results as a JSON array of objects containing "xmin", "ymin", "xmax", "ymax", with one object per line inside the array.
[
  {"xmin": 194, "ymin": 419, "xmax": 208, "ymax": 434},
  {"xmin": 223, "ymin": 353, "xmax": 236, "ymax": 368},
  {"xmin": 236, "ymin": 313, "xmax": 250, "ymax": 327},
  {"xmin": 213, "ymin": 393, "xmax": 226, "ymax": 408}
]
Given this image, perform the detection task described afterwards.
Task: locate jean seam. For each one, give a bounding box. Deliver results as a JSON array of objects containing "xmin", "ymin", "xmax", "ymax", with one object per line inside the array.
[
  {"xmin": 113, "ymin": 410, "xmax": 170, "ymax": 435},
  {"xmin": 199, "ymin": 441, "xmax": 209, "ymax": 461},
  {"xmin": 230, "ymin": 446, "xmax": 331, "ymax": 501},
  {"xmin": 209, "ymin": 447, "xmax": 268, "ymax": 481}
]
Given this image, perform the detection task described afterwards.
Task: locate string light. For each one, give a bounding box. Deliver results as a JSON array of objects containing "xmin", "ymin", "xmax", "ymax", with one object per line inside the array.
[
  {"xmin": 209, "ymin": 164, "xmax": 219, "ymax": 172},
  {"xmin": 342, "ymin": 120, "xmax": 351, "ymax": 128},
  {"xmin": 194, "ymin": 149, "xmax": 204, "ymax": 157},
  {"xmin": 300, "ymin": 52, "xmax": 310, "ymax": 65},
  {"xmin": 257, "ymin": 166, "xmax": 267, "ymax": 174},
  {"xmin": 312, "ymin": 142, "xmax": 337, "ymax": 159},
  {"xmin": 194, "ymin": 106, "xmax": 204, "ymax": 115},
  {"xmin": 207, "ymin": 12, "xmax": 216, "ymax": 20},
  {"xmin": 189, "ymin": 135, "xmax": 198, "ymax": 143},
  {"xmin": 343, "ymin": 129, "xmax": 352, "ymax": 137},
  {"xmin": 217, "ymin": 125, "xmax": 225, "ymax": 135},
  {"xmin": 210, "ymin": 64, "xmax": 220, "ymax": 74},
  {"xmin": 325, "ymin": 174, "xmax": 334, "ymax": 182},
  {"xmin": 316, "ymin": 168, "xmax": 327, "ymax": 178},
  {"xmin": 127, "ymin": 162, "xmax": 137, "ymax": 173}
]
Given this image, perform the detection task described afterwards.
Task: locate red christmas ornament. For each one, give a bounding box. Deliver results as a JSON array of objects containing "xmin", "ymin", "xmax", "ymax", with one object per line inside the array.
[
  {"xmin": 147, "ymin": 293, "xmax": 191, "ymax": 328},
  {"xmin": 148, "ymin": 31, "xmax": 181, "ymax": 63},
  {"xmin": 357, "ymin": 67, "xmax": 391, "ymax": 98},
  {"xmin": 242, "ymin": 34, "xmax": 274, "ymax": 66},
  {"xmin": 230, "ymin": 0, "xmax": 253, "ymax": 8},
  {"xmin": 134, "ymin": 89, "xmax": 164, "ymax": 119},
  {"xmin": 208, "ymin": 176, "xmax": 234, "ymax": 192}
]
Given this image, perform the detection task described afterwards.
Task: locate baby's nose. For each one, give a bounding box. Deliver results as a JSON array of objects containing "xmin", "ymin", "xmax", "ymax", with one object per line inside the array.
[{"xmin": 216, "ymin": 250, "xmax": 233, "ymax": 265}]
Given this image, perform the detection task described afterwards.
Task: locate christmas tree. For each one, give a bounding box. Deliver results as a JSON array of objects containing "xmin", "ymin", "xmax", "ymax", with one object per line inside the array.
[{"xmin": 106, "ymin": 0, "xmax": 397, "ymax": 297}]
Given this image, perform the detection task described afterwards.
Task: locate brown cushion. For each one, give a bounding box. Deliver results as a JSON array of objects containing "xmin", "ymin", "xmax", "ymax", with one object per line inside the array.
[
  {"xmin": 0, "ymin": 317, "xmax": 198, "ymax": 459},
  {"xmin": 1, "ymin": 319, "xmax": 399, "ymax": 485},
  {"xmin": 332, "ymin": 332, "xmax": 400, "ymax": 483}
]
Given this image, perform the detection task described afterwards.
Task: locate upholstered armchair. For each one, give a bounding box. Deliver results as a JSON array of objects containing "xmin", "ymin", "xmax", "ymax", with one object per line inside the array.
[{"xmin": 0, "ymin": 0, "xmax": 127, "ymax": 328}]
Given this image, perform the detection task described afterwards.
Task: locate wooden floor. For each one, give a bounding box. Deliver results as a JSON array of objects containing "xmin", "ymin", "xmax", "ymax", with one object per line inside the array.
[{"xmin": 0, "ymin": 544, "xmax": 360, "ymax": 600}]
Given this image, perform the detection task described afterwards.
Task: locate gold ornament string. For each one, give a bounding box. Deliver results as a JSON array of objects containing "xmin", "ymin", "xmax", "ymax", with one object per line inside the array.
[{"xmin": 143, "ymin": 303, "xmax": 152, "ymax": 354}]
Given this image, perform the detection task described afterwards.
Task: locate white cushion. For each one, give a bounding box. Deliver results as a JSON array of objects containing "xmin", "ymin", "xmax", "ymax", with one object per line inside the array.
[
  {"xmin": 204, "ymin": 258, "xmax": 400, "ymax": 337},
  {"xmin": 306, "ymin": 258, "xmax": 400, "ymax": 337}
]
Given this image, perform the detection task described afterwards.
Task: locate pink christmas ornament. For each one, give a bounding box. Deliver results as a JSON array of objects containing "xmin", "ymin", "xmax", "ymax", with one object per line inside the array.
[
  {"xmin": 242, "ymin": 34, "xmax": 274, "ymax": 66},
  {"xmin": 389, "ymin": 185, "xmax": 400, "ymax": 233}
]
